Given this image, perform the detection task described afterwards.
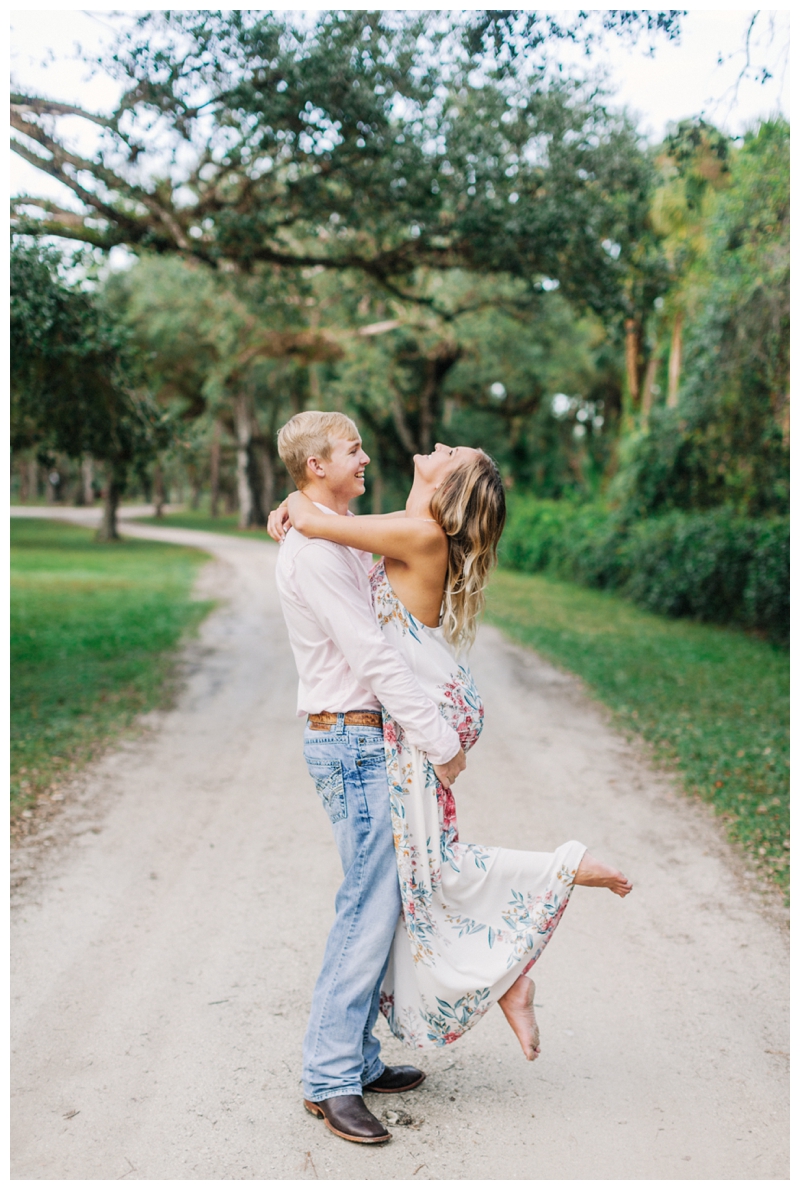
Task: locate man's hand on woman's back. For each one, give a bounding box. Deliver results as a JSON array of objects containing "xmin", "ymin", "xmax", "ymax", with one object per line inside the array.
[
  {"xmin": 433, "ymin": 748, "xmax": 467, "ymax": 789},
  {"xmin": 267, "ymin": 501, "xmax": 292, "ymax": 542}
]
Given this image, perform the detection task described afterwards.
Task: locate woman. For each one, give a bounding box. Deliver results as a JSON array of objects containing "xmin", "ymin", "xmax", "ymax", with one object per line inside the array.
[{"xmin": 278, "ymin": 443, "xmax": 632, "ymax": 1061}]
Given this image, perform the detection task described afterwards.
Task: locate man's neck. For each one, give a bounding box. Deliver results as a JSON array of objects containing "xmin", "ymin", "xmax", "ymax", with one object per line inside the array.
[{"xmin": 300, "ymin": 482, "xmax": 351, "ymax": 516}]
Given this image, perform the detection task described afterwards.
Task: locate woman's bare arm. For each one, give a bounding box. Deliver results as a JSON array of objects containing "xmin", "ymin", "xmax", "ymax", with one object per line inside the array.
[
  {"xmin": 287, "ymin": 490, "xmax": 444, "ymax": 562},
  {"xmin": 267, "ymin": 497, "xmax": 407, "ymax": 542}
]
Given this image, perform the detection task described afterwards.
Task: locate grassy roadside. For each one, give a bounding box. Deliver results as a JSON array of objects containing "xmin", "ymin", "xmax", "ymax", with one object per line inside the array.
[
  {"xmin": 486, "ymin": 569, "xmax": 789, "ymax": 899},
  {"xmin": 134, "ymin": 508, "xmax": 275, "ymax": 539},
  {"xmin": 11, "ymin": 518, "xmax": 213, "ymax": 824}
]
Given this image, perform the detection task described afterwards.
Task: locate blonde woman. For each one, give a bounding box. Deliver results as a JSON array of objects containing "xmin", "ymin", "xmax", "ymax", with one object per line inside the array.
[{"xmin": 272, "ymin": 441, "xmax": 632, "ymax": 1063}]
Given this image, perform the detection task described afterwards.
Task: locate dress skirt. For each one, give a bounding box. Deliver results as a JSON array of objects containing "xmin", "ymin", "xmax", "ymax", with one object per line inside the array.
[{"xmin": 370, "ymin": 560, "xmax": 586, "ymax": 1049}]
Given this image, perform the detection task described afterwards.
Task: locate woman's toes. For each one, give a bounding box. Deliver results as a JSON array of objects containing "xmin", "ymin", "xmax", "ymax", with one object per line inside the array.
[{"xmin": 576, "ymin": 852, "xmax": 632, "ymax": 895}]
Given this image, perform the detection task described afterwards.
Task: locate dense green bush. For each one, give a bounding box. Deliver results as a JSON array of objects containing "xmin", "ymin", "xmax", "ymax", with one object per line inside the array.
[
  {"xmin": 498, "ymin": 498, "xmax": 577, "ymax": 572},
  {"xmin": 499, "ymin": 495, "xmax": 788, "ymax": 644},
  {"xmin": 622, "ymin": 510, "xmax": 752, "ymax": 620},
  {"xmin": 499, "ymin": 497, "xmax": 630, "ymax": 587},
  {"xmin": 561, "ymin": 505, "xmax": 629, "ymax": 589},
  {"xmin": 743, "ymin": 517, "xmax": 790, "ymax": 642}
]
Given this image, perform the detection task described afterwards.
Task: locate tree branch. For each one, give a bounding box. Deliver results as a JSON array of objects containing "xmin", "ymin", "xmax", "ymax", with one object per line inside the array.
[{"xmin": 10, "ymin": 93, "xmax": 115, "ymax": 130}]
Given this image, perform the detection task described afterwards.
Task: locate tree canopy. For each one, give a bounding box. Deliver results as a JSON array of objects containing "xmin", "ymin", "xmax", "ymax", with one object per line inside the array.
[
  {"xmin": 10, "ymin": 12, "xmax": 788, "ymax": 530},
  {"xmin": 11, "ymin": 10, "xmax": 677, "ymax": 321}
]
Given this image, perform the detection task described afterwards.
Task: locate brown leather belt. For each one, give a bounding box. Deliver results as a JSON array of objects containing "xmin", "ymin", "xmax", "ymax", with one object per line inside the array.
[{"xmin": 307, "ymin": 710, "xmax": 383, "ymax": 731}]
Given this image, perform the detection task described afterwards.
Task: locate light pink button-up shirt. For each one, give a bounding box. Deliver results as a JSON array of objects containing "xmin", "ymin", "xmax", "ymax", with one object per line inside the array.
[{"xmin": 275, "ymin": 506, "xmax": 460, "ymax": 766}]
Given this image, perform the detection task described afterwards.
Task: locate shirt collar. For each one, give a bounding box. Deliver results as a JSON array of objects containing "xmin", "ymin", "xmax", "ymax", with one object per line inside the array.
[{"xmin": 312, "ymin": 501, "xmax": 354, "ymax": 518}]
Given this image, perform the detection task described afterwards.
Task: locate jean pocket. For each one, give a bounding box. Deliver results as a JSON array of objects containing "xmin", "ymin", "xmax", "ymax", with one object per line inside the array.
[
  {"xmin": 306, "ymin": 759, "xmax": 347, "ymax": 824},
  {"xmin": 357, "ymin": 738, "xmax": 387, "ymax": 771}
]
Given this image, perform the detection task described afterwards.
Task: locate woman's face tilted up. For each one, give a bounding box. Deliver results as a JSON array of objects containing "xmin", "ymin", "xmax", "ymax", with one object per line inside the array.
[{"xmin": 413, "ymin": 442, "xmax": 480, "ymax": 489}]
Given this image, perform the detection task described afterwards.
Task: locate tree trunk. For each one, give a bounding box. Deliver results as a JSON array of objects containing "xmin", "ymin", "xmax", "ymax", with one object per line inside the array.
[
  {"xmin": 389, "ymin": 382, "xmax": 417, "ymax": 456},
  {"xmin": 419, "ymin": 345, "xmax": 461, "ymax": 454},
  {"xmin": 370, "ymin": 457, "xmax": 384, "ymax": 514},
  {"xmin": 624, "ymin": 318, "xmax": 641, "ymax": 404},
  {"xmin": 308, "ymin": 361, "xmax": 321, "ymax": 405},
  {"xmin": 419, "ymin": 359, "xmax": 436, "ymax": 455},
  {"xmin": 210, "ymin": 419, "xmax": 221, "ymax": 517},
  {"xmin": 27, "ymin": 457, "xmax": 38, "ymax": 502},
  {"xmin": 98, "ymin": 473, "xmax": 121, "ymax": 541},
  {"xmin": 188, "ymin": 462, "xmax": 202, "ymax": 510},
  {"xmin": 667, "ymin": 310, "xmax": 683, "ymax": 408},
  {"xmin": 779, "ymin": 369, "xmax": 789, "ymax": 445},
  {"xmin": 232, "ymin": 397, "xmax": 272, "ymax": 529},
  {"xmin": 234, "ymin": 394, "xmax": 254, "ymax": 529},
  {"xmin": 259, "ymin": 443, "xmax": 274, "ymax": 521},
  {"xmin": 244, "ymin": 434, "xmax": 268, "ymax": 528},
  {"xmin": 153, "ymin": 461, "xmax": 166, "ymax": 518},
  {"xmin": 81, "ymin": 455, "xmax": 94, "ymax": 505},
  {"xmin": 18, "ymin": 457, "xmax": 29, "ymax": 502},
  {"xmin": 640, "ymin": 357, "xmax": 659, "ymax": 426}
]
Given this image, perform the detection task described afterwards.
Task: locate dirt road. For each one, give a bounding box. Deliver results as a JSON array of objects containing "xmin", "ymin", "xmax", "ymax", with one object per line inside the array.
[{"xmin": 11, "ymin": 508, "xmax": 789, "ymax": 1179}]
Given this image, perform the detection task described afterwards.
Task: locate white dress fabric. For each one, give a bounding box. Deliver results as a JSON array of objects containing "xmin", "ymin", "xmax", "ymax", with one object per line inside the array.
[{"xmin": 370, "ymin": 560, "xmax": 587, "ymax": 1049}]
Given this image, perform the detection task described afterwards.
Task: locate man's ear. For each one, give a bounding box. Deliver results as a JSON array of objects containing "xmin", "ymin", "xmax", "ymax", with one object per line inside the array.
[{"xmin": 305, "ymin": 455, "xmax": 326, "ymax": 479}]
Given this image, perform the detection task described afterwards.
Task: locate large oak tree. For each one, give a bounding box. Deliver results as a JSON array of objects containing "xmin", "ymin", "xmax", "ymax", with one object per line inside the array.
[{"xmin": 11, "ymin": 10, "xmax": 678, "ymax": 323}]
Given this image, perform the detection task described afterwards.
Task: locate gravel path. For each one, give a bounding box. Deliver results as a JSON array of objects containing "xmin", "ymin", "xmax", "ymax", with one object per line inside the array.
[{"xmin": 11, "ymin": 507, "xmax": 789, "ymax": 1179}]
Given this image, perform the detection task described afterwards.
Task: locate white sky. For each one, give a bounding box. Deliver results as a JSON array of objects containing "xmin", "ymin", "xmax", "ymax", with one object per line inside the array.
[{"xmin": 9, "ymin": 7, "xmax": 791, "ymax": 207}]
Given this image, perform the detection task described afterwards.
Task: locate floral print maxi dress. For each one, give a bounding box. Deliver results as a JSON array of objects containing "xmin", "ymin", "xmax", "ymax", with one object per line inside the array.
[{"xmin": 370, "ymin": 560, "xmax": 587, "ymax": 1050}]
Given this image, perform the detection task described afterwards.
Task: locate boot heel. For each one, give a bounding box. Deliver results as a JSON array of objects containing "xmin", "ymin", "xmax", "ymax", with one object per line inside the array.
[{"xmin": 304, "ymin": 1099, "xmax": 325, "ymax": 1118}]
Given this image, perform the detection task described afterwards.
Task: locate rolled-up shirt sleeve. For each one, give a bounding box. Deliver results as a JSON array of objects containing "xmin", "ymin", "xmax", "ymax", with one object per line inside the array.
[{"xmin": 292, "ymin": 542, "xmax": 461, "ymax": 765}]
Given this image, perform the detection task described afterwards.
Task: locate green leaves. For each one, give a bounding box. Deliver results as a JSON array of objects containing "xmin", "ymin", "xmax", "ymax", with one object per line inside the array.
[
  {"xmin": 12, "ymin": 11, "xmax": 652, "ymax": 320},
  {"xmin": 500, "ymin": 494, "xmax": 789, "ymax": 644},
  {"xmin": 624, "ymin": 119, "xmax": 789, "ymax": 519},
  {"xmin": 10, "ymin": 241, "xmax": 168, "ymax": 478}
]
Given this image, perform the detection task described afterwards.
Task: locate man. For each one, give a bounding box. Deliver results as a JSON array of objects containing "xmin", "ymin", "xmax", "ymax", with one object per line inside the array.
[{"xmin": 271, "ymin": 411, "xmax": 465, "ymax": 1145}]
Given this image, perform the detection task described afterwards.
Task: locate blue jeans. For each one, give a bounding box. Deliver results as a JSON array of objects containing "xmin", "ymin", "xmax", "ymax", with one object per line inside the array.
[{"xmin": 302, "ymin": 717, "xmax": 401, "ymax": 1102}]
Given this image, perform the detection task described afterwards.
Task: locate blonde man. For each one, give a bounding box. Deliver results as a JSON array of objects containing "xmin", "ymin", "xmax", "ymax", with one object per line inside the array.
[{"xmin": 274, "ymin": 411, "xmax": 465, "ymax": 1145}]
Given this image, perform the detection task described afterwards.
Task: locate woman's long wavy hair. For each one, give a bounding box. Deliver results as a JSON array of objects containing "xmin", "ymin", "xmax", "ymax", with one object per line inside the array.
[{"xmin": 430, "ymin": 449, "xmax": 506, "ymax": 652}]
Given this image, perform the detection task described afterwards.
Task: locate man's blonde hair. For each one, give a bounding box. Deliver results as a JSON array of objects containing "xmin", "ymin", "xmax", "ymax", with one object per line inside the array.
[{"xmin": 277, "ymin": 411, "xmax": 360, "ymax": 488}]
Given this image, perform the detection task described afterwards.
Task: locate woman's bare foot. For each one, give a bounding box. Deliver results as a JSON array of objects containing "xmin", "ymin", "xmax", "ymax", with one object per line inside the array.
[
  {"xmin": 574, "ymin": 851, "xmax": 633, "ymax": 897},
  {"xmin": 498, "ymin": 975, "xmax": 540, "ymax": 1061}
]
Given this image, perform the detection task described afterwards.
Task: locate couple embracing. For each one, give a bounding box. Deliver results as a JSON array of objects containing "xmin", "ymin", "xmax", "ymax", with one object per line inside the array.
[{"xmin": 269, "ymin": 411, "xmax": 632, "ymax": 1146}]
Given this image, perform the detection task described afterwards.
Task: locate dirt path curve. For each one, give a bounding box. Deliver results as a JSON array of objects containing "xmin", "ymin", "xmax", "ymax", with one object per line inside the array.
[{"xmin": 11, "ymin": 507, "xmax": 788, "ymax": 1179}]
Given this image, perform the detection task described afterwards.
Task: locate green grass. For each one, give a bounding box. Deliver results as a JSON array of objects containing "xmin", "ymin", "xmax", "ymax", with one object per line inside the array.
[
  {"xmin": 486, "ymin": 569, "xmax": 789, "ymax": 898},
  {"xmin": 134, "ymin": 508, "xmax": 275, "ymax": 540},
  {"xmin": 11, "ymin": 518, "xmax": 213, "ymax": 819}
]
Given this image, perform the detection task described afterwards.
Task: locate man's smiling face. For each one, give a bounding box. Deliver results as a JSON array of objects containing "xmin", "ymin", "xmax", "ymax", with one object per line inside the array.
[{"xmin": 315, "ymin": 435, "xmax": 370, "ymax": 504}]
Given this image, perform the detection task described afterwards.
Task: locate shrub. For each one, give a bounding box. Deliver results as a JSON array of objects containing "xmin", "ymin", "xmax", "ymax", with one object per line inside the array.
[
  {"xmin": 500, "ymin": 495, "xmax": 788, "ymax": 644},
  {"xmin": 620, "ymin": 509, "xmax": 753, "ymax": 621},
  {"xmin": 742, "ymin": 517, "xmax": 789, "ymax": 645},
  {"xmin": 562, "ymin": 505, "xmax": 629, "ymax": 589},
  {"xmin": 499, "ymin": 495, "xmax": 630, "ymax": 587},
  {"xmin": 498, "ymin": 497, "xmax": 580, "ymax": 574}
]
